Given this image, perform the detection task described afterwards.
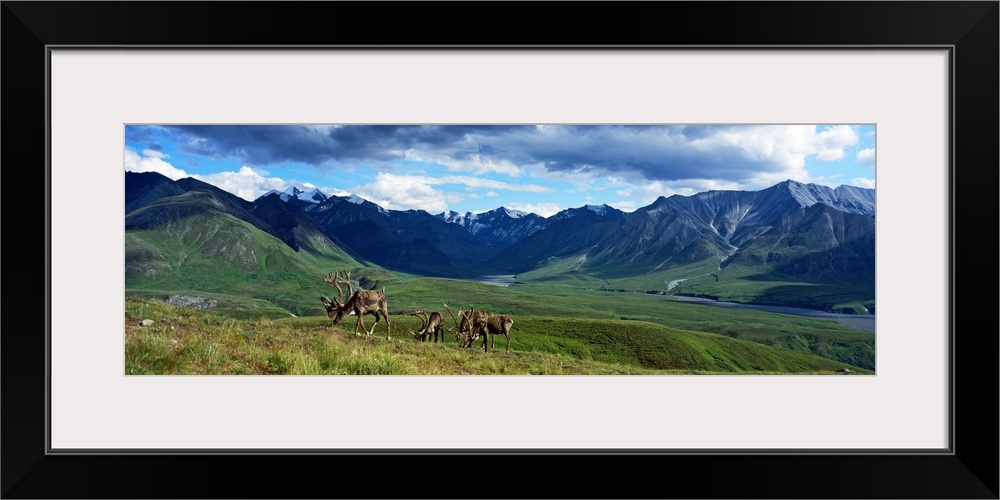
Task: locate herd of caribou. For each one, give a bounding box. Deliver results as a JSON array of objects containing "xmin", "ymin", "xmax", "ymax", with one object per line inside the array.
[{"xmin": 319, "ymin": 270, "xmax": 513, "ymax": 353}]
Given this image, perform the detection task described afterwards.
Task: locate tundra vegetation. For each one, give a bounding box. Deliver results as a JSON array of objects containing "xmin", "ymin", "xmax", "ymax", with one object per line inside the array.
[
  {"xmin": 126, "ymin": 268, "xmax": 874, "ymax": 375},
  {"xmin": 125, "ymin": 296, "xmax": 870, "ymax": 375}
]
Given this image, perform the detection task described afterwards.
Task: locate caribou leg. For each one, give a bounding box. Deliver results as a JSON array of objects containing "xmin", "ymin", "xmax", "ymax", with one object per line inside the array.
[
  {"xmin": 355, "ymin": 314, "xmax": 366, "ymax": 337},
  {"xmin": 380, "ymin": 313, "xmax": 391, "ymax": 340}
]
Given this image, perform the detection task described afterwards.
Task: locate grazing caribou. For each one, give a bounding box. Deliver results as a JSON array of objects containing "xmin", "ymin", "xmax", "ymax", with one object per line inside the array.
[
  {"xmin": 407, "ymin": 308, "xmax": 446, "ymax": 343},
  {"xmin": 320, "ymin": 270, "xmax": 392, "ymax": 340},
  {"xmin": 472, "ymin": 314, "xmax": 514, "ymax": 353},
  {"xmin": 445, "ymin": 302, "xmax": 492, "ymax": 348}
]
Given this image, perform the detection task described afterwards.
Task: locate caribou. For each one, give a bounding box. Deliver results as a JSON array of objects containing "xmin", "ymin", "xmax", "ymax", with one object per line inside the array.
[
  {"xmin": 320, "ymin": 270, "xmax": 392, "ymax": 340},
  {"xmin": 407, "ymin": 306, "xmax": 446, "ymax": 343},
  {"xmin": 445, "ymin": 302, "xmax": 492, "ymax": 348},
  {"xmin": 472, "ymin": 314, "xmax": 514, "ymax": 353}
]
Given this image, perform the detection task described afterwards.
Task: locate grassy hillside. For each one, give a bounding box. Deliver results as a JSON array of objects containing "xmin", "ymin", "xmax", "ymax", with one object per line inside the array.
[
  {"xmin": 125, "ymin": 297, "xmax": 870, "ymax": 375},
  {"xmin": 382, "ymin": 277, "xmax": 876, "ymax": 371},
  {"xmin": 125, "ymin": 209, "xmax": 385, "ymax": 316},
  {"xmin": 666, "ymin": 263, "xmax": 875, "ymax": 314},
  {"xmin": 127, "ymin": 272, "xmax": 876, "ymax": 371},
  {"xmin": 515, "ymin": 253, "xmax": 874, "ymax": 315}
]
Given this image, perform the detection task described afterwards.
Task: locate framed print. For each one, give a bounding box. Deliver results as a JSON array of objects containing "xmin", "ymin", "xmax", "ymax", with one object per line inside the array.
[{"xmin": 3, "ymin": 2, "xmax": 997, "ymax": 499}]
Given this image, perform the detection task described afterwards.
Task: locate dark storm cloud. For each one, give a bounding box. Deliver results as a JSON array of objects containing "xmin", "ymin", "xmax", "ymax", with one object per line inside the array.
[
  {"xmin": 163, "ymin": 125, "xmax": 525, "ymax": 166},
  {"xmin": 677, "ymin": 125, "xmax": 719, "ymax": 139},
  {"xmin": 491, "ymin": 125, "xmax": 786, "ymax": 183},
  {"xmin": 161, "ymin": 124, "xmax": 819, "ymax": 183},
  {"xmin": 125, "ymin": 126, "xmax": 162, "ymax": 151}
]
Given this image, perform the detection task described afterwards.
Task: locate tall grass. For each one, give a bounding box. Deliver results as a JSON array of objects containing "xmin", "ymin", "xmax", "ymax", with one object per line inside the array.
[{"xmin": 125, "ymin": 297, "xmax": 871, "ymax": 375}]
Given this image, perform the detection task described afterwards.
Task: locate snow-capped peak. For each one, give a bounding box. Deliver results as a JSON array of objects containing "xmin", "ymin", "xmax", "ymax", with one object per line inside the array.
[
  {"xmin": 298, "ymin": 187, "xmax": 328, "ymax": 203},
  {"xmin": 261, "ymin": 188, "xmax": 282, "ymax": 199},
  {"xmin": 439, "ymin": 210, "xmax": 479, "ymax": 226},
  {"xmin": 346, "ymin": 194, "xmax": 366, "ymax": 205},
  {"xmin": 500, "ymin": 207, "xmax": 527, "ymax": 218},
  {"xmin": 585, "ymin": 204, "xmax": 608, "ymax": 215},
  {"xmin": 262, "ymin": 186, "xmax": 328, "ymax": 204}
]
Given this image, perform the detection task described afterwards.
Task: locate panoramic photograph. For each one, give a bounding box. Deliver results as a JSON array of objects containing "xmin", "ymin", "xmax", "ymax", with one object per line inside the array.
[{"xmin": 124, "ymin": 124, "xmax": 876, "ymax": 375}]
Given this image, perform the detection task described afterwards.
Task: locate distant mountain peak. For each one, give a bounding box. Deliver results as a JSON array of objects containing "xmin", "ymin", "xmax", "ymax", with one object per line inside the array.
[
  {"xmin": 497, "ymin": 206, "xmax": 527, "ymax": 218},
  {"xmin": 550, "ymin": 203, "xmax": 626, "ymax": 222},
  {"xmin": 261, "ymin": 186, "xmax": 328, "ymax": 205},
  {"xmin": 768, "ymin": 179, "xmax": 874, "ymax": 214}
]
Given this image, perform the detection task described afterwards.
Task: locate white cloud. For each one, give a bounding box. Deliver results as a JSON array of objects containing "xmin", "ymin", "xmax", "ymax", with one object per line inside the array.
[
  {"xmin": 850, "ymin": 177, "xmax": 876, "ymax": 188},
  {"xmin": 438, "ymin": 175, "xmax": 549, "ymax": 193},
  {"xmin": 606, "ymin": 201, "xmax": 637, "ymax": 212},
  {"xmin": 353, "ymin": 171, "xmax": 549, "ymax": 194},
  {"xmin": 196, "ymin": 167, "xmax": 288, "ymax": 202},
  {"xmin": 615, "ymin": 178, "xmax": 743, "ymax": 206},
  {"xmin": 674, "ymin": 125, "xmax": 863, "ymax": 186},
  {"xmin": 352, "ymin": 172, "xmax": 452, "ymax": 212},
  {"xmin": 320, "ymin": 186, "xmax": 353, "ymax": 198},
  {"xmin": 505, "ymin": 202, "xmax": 561, "ymax": 217},
  {"xmin": 856, "ymin": 147, "xmax": 876, "ymax": 165},
  {"xmin": 743, "ymin": 170, "xmax": 811, "ymax": 190},
  {"xmin": 405, "ymin": 150, "xmax": 523, "ymax": 177},
  {"xmin": 126, "ymin": 148, "xmax": 318, "ymax": 201},
  {"xmin": 486, "ymin": 191, "xmax": 498, "ymax": 197},
  {"xmin": 616, "ymin": 181, "xmax": 678, "ymax": 204},
  {"xmin": 142, "ymin": 149, "xmax": 169, "ymax": 159},
  {"xmin": 814, "ymin": 125, "xmax": 859, "ymax": 161},
  {"xmin": 708, "ymin": 125, "xmax": 859, "ymax": 166},
  {"xmin": 804, "ymin": 174, "xmax": 845, "ymax": 188},
  {"xmin": 125, "ymin": 148, "xmax": 189, "ymax": 180}
]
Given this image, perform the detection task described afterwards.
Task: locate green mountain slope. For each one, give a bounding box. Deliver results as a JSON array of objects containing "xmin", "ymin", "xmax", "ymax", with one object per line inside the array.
[{"xmin": 125, "ymin": 194, "xmax": 369, "ymax": 316}]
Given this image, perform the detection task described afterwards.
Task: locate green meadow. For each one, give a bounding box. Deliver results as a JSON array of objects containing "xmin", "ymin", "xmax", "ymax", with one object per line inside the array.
[
  {"xmin": 125, "ymin": 272, "xmax": 874, "ymax": 374},
  {"xmin": 125, "ymin": 296, "xmax": 869, "ymax": 375}
]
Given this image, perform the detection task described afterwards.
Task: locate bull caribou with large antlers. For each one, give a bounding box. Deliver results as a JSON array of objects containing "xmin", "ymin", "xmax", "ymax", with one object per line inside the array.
[
  {"xmin": 406, "ymin": 306, "xmax": 446, "ymax": 343},
  {"xmin": 320, "ymin": 270, "xmax": 392, "ymax": 340},
  {"xmin": 445, "ymin": 302, "xmax": 492, "ymax": 348}
]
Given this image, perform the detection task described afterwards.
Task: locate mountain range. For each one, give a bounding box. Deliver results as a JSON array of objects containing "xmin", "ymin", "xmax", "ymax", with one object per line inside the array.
[{"xmin": 125, "ymin": 172, "xmax": 875, "ymax": 313}]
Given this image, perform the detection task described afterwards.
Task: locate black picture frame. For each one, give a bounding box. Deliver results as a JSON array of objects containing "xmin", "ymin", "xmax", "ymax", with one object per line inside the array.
[{"xmin": 2, "ymin": 2, "xmax": 996, "ymax": 498}]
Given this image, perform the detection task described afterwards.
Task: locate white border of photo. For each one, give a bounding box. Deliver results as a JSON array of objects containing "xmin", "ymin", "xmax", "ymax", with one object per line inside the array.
[{"xmin": 49, "ymin": 49, "xmax": 948, "ymax": 450}]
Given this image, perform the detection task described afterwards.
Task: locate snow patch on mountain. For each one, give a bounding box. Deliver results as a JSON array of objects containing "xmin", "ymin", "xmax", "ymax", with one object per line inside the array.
[
  {"xmin": 262, "ymin": 186, "xmax": 329, "ymax": 205},
  {"xmin": 501, "ymin": 207, "xmax": 528, "ymax": 218},
  {"xmin": 585, "ymin": 204, "xmax": 610, "ymax": 215}
]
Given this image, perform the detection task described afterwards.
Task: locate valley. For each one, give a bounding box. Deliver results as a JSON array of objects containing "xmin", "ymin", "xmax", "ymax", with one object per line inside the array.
[{"xmin": 124, "ymin": 172, "xmax": 876, "ymax": 374}]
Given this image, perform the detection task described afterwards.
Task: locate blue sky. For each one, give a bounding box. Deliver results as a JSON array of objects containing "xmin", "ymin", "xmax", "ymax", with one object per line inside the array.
[{"xmin": 125, "ymin": 124, "xmax": 875, "ymax": 217}]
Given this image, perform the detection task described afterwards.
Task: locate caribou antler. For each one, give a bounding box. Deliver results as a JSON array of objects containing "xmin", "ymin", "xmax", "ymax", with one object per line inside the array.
[
  {"xmin": 407, "ymin": 309, "xmax": 429, "ymax": 324},
  {"xmin": 443, "ymin": 301, "xmax": 460, "ymax": 332},
  {"xmin": 323, "ymin": 270, "xmax": 354, "ymax": 303},
  {"xmin": 405, "ymin": 309, "xmax": 429, "ymax": 335},
  {"xmin": 320, "ymin": 270, "xmax": 392, "ymax": 340}
]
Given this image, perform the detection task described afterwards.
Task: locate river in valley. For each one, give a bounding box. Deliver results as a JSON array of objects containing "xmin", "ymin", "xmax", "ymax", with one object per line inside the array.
[
  {"xmin": 470, "ymin": 275, "xmax": 518, "ymax": 287},
  {"xmin": 461, "ymin": 275, "xmax": 874, "ymax": 332},
  {"xmin": 671, "ymin": 296, "xmax": 875, "ymax": 332}
]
